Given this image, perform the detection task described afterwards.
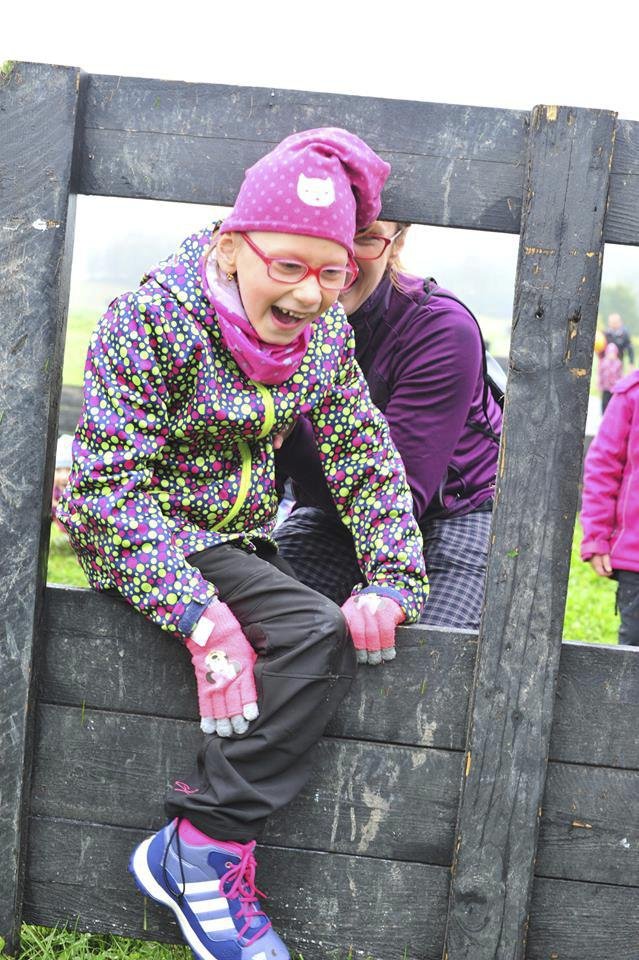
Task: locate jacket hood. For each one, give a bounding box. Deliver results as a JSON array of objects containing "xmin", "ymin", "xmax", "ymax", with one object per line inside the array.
[
  {"xmin": 612, "ymin": 369, "xmax": 639, "ymax": 395},
  {"xmin": 142, "ymin": 222, "xmax": 217, "ymax": 304}
]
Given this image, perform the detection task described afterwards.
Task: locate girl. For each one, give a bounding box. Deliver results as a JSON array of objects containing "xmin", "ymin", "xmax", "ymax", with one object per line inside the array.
[
  {"xmin": 275, "ymin": 220, "xmax": 502, "ymax": 629},
  {"xmin": 581, "ymin": 368, "xmax": 639, "ymax": 647},
  {"xmin": 598, "ymin": 340, "xmax": 623, "ymax": 412},
  {"xmin": 57, "ymin": 129, "xmax": 427, "ymax": 960}
]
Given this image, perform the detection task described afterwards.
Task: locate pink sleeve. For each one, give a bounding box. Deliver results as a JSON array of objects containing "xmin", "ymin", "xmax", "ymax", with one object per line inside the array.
[{"xmin": 580, "ymin": 393, "xmax": 630, "ymax": 560}]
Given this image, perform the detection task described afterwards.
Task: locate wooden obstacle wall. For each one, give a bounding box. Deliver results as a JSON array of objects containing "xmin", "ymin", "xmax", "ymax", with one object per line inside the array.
[{"xmin": 1, "ymin": 61, "xmax": 638, "ymax": 960}]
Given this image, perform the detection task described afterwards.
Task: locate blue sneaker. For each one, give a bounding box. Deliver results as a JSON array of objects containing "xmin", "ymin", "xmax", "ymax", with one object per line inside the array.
[{"xmin": 129, "ymin": 820, "xmax": 289, "ymax": 960}]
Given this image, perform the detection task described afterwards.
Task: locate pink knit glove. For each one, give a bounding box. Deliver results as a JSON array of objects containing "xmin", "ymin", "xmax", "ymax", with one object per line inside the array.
[
  {"xmin": 341, "ymin": 594, "xmax": 405, "ymax": 665},
  {"xmin": 185, "ymin": 601, "xmax": 258, "ymax": 737}
]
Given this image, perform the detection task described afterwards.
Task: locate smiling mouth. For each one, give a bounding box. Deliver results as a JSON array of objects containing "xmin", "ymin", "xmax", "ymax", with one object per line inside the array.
[{"xmin": 271, "ymin": 306, "xmax": 312, "ymax": 326}]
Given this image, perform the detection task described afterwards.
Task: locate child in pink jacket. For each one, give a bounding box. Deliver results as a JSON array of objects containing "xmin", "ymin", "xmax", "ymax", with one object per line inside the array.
[{"xmin": 581, "ymin": 369, "xmax": 639, "ymax": 645}]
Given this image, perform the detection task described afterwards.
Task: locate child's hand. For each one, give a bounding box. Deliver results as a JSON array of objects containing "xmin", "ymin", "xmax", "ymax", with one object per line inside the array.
[
  {"xmin": 185, "ymin": 602, "xmax": 258, "ymax": 736},
  {"xmin": 341, "ymin": 594, "xmax": 405, "ymax": 665},
  {"xmin": 589, "ymin": 553, "xmax": 613, "ymax": 577},
  {"xmin": 273, "ymin": 421, "xmax": 296, "ymax": 450}
]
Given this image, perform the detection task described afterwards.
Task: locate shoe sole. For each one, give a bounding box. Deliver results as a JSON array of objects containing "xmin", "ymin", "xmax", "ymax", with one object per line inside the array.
[{"xmin": 129, "ymin": 835, "xmax": 228, "ymax": 960}]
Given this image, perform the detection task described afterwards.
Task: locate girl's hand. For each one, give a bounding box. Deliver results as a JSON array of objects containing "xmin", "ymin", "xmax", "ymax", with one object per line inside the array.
[
  {"xmin": 341, "ymin": 594, "xmax": 405, "ymax": 665},
  {"xmin": 273, "ymin": 421, "xmax": 296, "ymax": 450},
  {"xmin": 185, "ymin": 602, "xmax": 258, "ymax": 736},
  {"xmin": 590, "ymin": 553, "xmax": 613, "ymax": 577}
]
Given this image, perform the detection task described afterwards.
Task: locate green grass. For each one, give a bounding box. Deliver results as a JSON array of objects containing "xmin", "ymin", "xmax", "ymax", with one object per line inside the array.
[
  {"xmin": 563, "ymin": 519, "xmax": 619, "ymax": 644},
  {"xmin": 8, "ymin": 925, "xmax": 190, "ymax": 959},
  {"xmin": 48, "ymin": 524, "xmax": 89, "ymax": 588},
  {"xmin": 63, "ymin": 310, "xmax": 98, "ymax": 387},
  {"xmin": 8, "ymin": 926, "xmax": 327, "ymax": 960}
]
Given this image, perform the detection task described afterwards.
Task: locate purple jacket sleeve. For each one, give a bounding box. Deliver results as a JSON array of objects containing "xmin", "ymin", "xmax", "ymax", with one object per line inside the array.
[
  {"xmin": 380, "ymin": 299, "xmax": 482, "ymax": 520},
  {"xmin": 580, "ymin": 392, "xmax": 630, "ymax": 560}
]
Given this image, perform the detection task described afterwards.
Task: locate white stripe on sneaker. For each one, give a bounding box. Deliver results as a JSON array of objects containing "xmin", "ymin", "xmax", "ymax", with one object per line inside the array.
[
  {"xmin": 190, "ymin": 897, "xmax": 227, "ymax": 915},
  {"xmin": 199, "ymin": 916, "xmax": 237, "ymax": 933},
  {"xmin": 183, "ymin": 879, "xmax": 221, "ymax": 894}
]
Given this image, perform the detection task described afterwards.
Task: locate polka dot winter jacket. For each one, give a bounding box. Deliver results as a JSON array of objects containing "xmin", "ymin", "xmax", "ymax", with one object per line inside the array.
[{"xmin": 57, "ymin": 224, "xmax": 427, "ymax": 638}]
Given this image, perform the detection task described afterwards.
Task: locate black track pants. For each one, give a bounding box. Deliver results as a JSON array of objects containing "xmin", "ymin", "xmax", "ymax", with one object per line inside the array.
[
  {"xmin": 164, "ymin": 542, "xmax": 356, "ymax": 841},
  {"xmin": 616, "ymin": 569, "xmax": 639, "ymax": 646}
]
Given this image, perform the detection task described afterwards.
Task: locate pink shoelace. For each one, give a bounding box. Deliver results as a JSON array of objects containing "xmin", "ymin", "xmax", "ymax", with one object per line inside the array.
[{"xmin": 220, "ymin": 840, "xmax": 272, "ymax": 946}]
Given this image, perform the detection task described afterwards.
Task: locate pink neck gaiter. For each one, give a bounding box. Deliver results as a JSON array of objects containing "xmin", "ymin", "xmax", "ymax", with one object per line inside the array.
[{"xmin": 201, "ymin": 251, "xmax": 311, "ymax": 386}]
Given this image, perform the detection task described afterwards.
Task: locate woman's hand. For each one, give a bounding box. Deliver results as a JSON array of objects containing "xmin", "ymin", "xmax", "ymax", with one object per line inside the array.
[
  {"xmin": 341, "ymin": 593, "xmax": 405, "ymax": 665},
  {"xmin": 185, "ymin": 601, "xmax": 258, "ymax": 736},
  {"xmin": 589, "ymin": 553, "xmax": 613, "ymax": 577}
]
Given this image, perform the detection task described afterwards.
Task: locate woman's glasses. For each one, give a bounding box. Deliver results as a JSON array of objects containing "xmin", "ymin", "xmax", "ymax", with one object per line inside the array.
[
  {"xmin": 241, "ymin": 234, "xmax": 359, "ymax": 291},
  {"xmin": 353, "ymin": 229, "xmax": 404, "ymax": 261}
]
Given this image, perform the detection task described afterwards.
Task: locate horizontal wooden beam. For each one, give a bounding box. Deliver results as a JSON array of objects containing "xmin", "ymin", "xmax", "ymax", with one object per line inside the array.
[
  {"xmin": 42, "ymin": 588, "xmax": 639, "ymax": 769},
  {"xmin": 31, "ymin": 703, "xmax": 462, "ymax": 866},
  {"xmin": 30, "ymin": 701, "xmax": 639, "ymax": 888},
  {"xmin": 62, "ymin": 69, "xmax": 639, "ymax": 243}
]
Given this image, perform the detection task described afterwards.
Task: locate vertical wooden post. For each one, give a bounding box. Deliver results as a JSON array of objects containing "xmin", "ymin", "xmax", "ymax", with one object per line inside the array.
[
  {"xmin": 0, "ymin": 61, "xmax": 81, "ymax": 954},
  {"xmin": 443, "ymin": 106, "xmax": 616, "ymax": 960}
]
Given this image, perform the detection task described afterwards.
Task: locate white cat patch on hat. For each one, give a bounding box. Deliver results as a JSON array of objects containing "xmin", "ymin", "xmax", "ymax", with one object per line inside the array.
[{"xmin": 297, "ymin": 173, "xmax": 335, "ymax": 207}]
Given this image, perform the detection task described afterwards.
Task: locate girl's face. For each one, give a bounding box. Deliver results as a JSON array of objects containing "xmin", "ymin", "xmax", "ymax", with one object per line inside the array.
[
  {"xmin": 339, "ymin": 221, "xmax": 405, "ymax": 316},
  {"xmin": 218, "ymin": 231, "xmax": 348, "ymax": 345}
]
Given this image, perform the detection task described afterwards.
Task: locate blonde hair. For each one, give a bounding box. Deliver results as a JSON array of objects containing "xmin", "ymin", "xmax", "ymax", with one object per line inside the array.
[{"xmin": 387, "ymin": 222, "xmax": 411, "ymax": 291}]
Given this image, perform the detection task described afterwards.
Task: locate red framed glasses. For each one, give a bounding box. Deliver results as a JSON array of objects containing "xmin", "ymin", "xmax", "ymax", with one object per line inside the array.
[
  {"xmin": 240, "ymin": 233, "xmax": 359, "ymax": 291},
  {"xmin": 353, "ymin": 229, "xmax": 404, "ymax": 261}
]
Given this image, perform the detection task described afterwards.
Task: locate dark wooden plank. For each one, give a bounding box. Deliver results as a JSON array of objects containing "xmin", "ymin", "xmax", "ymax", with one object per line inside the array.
[
  {"xmin": 444, "ymin": 105, "xmax": 617, "ymax": 960},
  {"xmin": 24, "ymin": 817, "xmax": 450, "ymax": 960},
  {"xmin": 527, "ymin": 877, "xmax": 639, "ymax": 960},
  {"xmin": 41, "ymin": 589, "xmax": 639, "ymax": 769},
  {"xmin": 537, "ymin": 761, "xmax": 639, "ymax": 886},
  {"xmin": 30, "ymin": 703, "xmax": 462, "ymax": 866},
  {"xmin": 41, "ymin": 586, "xmax": 477, "ymax": 751},
  {"xmin": 74, "ymin": 72, "xmax": 526, "ymax": 231},
  {"xmin": 0, "ymin": 61, "xmax": 81, "ymax": 955},
  {"xmin": 551, "ymin": 640, "xmax": 639, "ymax": 770}
]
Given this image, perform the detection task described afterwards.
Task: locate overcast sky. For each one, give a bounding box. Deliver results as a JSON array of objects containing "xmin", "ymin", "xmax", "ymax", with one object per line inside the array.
[
  {"xmin": 5, "ymin": 0, "xmax": 639, "ymax": 332},
  {"xmin": 6, "ymin": 1, "xmax": 639, "ymax": 118}
]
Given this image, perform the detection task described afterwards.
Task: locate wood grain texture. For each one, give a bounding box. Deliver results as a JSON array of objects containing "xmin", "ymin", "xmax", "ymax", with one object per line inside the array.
[
  {"xmin": 550, "ymin": 640, "xmax": 639, "ymax": 770},
  {"xmin": 29, "ymin": 703, "xmax": 639, "ymax": 889},
  {"xmin": 30, "ymin": 703, "xmax": 462, "ymax": 865},
  {"xmin": 75, "ymin": 73, "xmax": 527, "ymax": 231},
  {"xmin": 0, "ymin": 61, "xmax": 80, "ymax": 955},
  {"xmin": 24, "ymin": 817, "xmax": 450, "ymax": 960},
  {"xmin": 605, "ymin": 116, "xmax": 639, "ymax": 245},
  {"xmin": 444, "ymin": 106, "xmax": 617, "ymax": 960},
  {"xmin": 538, "ymin": 760, "xmax": 639, "ymax": 886},
  {"xmin": 40, "ymin": 589, "xmax": 639, "ymax": 768},
  {"xmin": 65, "ymin": 72, "xmax": 639, "ymax": 244},
  {"xmin": 527, "ymin": 876, "xmax": 639, "ymax": 960},
  {"xmin": 41, "ymin": 585, "xmax": 477, "ymax": 750}
]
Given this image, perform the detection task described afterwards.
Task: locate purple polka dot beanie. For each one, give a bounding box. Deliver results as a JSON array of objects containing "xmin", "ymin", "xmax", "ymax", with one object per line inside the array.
[{"xmin": 220, "ymin": 128, "xmax": 390, "ymax": 255}]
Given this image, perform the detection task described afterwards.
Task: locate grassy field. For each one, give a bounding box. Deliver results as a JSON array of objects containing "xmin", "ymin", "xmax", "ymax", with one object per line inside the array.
[
  {"xmin": 8, "ymin": 925, "xmax": 359, "ymax": 960},
  {"xmin": 63, "ymin": 310, "xmax": 96, "ymax": 387}
]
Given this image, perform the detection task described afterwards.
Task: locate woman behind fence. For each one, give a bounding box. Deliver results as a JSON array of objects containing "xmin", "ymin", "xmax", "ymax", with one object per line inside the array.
[
  {"xmin": 56, "ymin": 128, "xmax": 426, "ymax": 960},
  {"xmin": 275, "ymin": 221, "xmax": 502, "ymax": 630}
]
